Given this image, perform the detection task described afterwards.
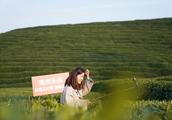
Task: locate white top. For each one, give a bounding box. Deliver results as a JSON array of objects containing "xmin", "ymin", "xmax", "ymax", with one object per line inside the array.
[{"xmin": 60, "ymin": 78, "xmax": 94, "ymax": 109}]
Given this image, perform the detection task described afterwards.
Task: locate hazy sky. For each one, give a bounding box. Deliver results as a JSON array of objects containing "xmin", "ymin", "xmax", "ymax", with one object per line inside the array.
[{"xmin": 0, "ymin": 0, "xmax": 172, "ymax": 33}]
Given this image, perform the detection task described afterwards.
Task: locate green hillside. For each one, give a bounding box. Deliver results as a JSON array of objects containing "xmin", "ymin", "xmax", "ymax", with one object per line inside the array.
[{"xmin": 0, "ymin": 18, "xmax": 172, "ymax": 87}]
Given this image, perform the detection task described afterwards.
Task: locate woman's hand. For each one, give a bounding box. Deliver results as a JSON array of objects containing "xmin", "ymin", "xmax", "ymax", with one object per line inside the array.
[{"xmin": 85, "ymin": 69, "xmax": 90, "ymax": 79}]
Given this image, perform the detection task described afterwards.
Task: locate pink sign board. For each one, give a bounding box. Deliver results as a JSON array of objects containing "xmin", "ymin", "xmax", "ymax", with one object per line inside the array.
[{"xmin": 32, "ymin": 72, "xmax": 69, "ymax": 96}]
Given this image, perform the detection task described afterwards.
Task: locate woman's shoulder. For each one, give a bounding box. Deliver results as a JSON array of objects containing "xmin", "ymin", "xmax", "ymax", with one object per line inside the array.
[{"xmin": 63, "ymin": 85, "xmax": 75, "ymax": 94}]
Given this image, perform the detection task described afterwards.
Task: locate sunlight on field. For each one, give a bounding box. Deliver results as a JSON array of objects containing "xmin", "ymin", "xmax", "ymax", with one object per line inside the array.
[
  {"xmin": 0, "ymin": 88, "xmax": 32, "ymax": 96},
  {"xmin": 1, "ymin": 77, "xmax": 172, "ymax": 119}
]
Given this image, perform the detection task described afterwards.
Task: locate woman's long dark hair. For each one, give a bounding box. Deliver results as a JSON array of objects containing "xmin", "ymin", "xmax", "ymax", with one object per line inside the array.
[{"xmin": 65, "ymin": 67, "xmax": 86, "ymax": 90}]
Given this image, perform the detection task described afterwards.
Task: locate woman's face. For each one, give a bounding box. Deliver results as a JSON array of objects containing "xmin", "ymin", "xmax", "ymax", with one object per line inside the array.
[{"xmin": 76, "ymin": 73, "xmax": 85, "ymax": 84}]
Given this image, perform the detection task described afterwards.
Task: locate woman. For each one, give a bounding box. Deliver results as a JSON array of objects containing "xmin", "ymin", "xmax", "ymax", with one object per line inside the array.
[{"xmin": 60, "ymin": 67, "xmax": 94, "ymax": 110}]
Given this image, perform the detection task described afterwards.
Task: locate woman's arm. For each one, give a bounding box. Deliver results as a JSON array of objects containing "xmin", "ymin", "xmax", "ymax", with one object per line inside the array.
[
  {"xmin": 81, "ymin": 69, "xmax": 94, "ymax": 96},
  {"xmin": 82, "ymin": 78, "xmax": 94, "ymax": 96}
]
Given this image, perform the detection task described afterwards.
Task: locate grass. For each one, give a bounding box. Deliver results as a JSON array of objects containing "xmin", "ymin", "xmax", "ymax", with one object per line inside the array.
[
  {"xmin": 0, "ymin": 82, "xmax": 172, "ymax": 120},
  {"xmin": 1, "ymin": 77, "xmax": 172, "ymax": 120},
  {"xmin": 0, "ymin": 18, "xmax": 172, "ymax": 87}
]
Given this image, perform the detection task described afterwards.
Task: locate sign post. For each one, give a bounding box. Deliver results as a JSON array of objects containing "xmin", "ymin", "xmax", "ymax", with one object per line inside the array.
[{"xmin": 32, "ymin": 72, "xmax": 69, "ymax": 96}]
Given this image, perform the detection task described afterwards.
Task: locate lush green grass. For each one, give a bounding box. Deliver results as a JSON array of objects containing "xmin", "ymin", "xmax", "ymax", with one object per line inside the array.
[
  {"xmin": 0, "ymin": 18, "xmax": 172, "ymax": 87},
  {"xmin": 0, "ymin": 87, "xmax": 32, "ymax": 96},
  {"xmin": 1, "ymin": 80, "xmax": 172, "ymax": 120}
]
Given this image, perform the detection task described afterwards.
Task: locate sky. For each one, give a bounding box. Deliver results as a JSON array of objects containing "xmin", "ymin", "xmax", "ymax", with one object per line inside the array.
[{"xmin": 0, "ymin": 0, "xmax": 172, "ymax": 33}]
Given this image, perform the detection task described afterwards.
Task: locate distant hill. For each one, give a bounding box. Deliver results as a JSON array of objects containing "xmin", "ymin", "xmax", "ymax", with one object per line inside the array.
[{"xmin": 0, "ymin": 18, "xmax": 172, "ymax": 87}]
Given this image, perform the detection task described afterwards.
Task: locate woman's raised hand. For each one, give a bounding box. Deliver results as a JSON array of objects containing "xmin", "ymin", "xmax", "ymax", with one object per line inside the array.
[{"xmin": 85, "ymin": 69, "xmax": 90, "ymax": 79}]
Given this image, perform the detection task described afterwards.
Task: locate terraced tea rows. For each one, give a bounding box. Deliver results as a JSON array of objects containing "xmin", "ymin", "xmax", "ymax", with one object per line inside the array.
[{"xmin": 0, "ymin": 18, "xmax": 172, "ymax": 87}]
